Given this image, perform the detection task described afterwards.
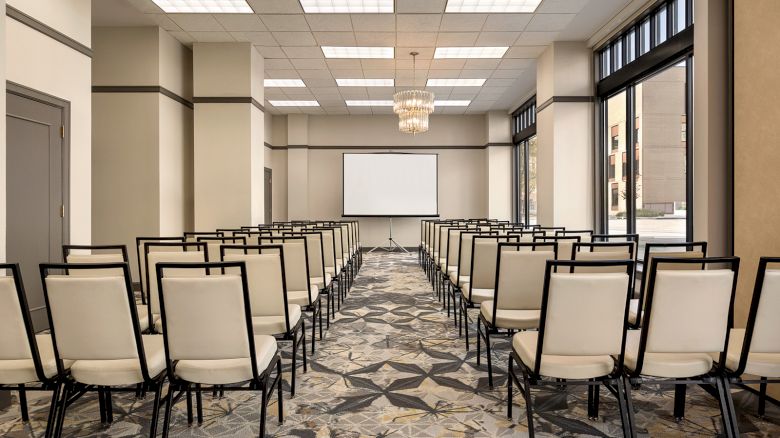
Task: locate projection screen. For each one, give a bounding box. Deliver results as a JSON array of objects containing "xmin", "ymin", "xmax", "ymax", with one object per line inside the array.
[{"xmin": 342, "ymin": 153, "xmax": 438, "ymax": 217}]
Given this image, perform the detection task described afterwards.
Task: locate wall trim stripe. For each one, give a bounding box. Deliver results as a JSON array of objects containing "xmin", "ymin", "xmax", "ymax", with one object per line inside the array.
[
  {"xmin": 192, "ymin": 96, "xmax": 265, "ymax": 112},
  {"xmin": 92, "ymin": 85, "xmax": 194, "ymax": 109},
  {"xmin": 261, "ymin": 144, "xmax": 503, "ymax": 150},
  {"xmin": 6, "ymin": 5, "xmax": 92, "ymax": 58},
  {"xmin": 536, "ymin": 96, "xmax": 595, "ymax": 112}
]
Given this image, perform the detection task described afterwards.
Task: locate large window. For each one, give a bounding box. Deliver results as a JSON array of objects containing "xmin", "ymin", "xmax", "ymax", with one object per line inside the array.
[
  {"xmin": 512, "ymin": 97, "xmax": 537, "ymax": 225},
  {"xmin": 597, "ymin": 0, "xmax": 693, "ymax": 246}
]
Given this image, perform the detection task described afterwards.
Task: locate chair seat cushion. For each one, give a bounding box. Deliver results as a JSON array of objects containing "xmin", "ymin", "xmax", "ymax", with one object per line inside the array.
[
  {"xmin": 137, "ymin": 304, "xmax": 150, "ymax": 332},
  {"xmin": 513, "ymin": 332, "xmax": 615, "ymax": 380},
  {"xmin": 715, "ymin": 329, "xmax": 780, "ymax": 377},
  {"xmin": 628, "ymin": 299, "xmax": 641, "ymax": 325},
  {"xmin": 288, "ymin": 285, "xmax": 320, "ymax": 307},
  {"xmin": 70, "ymin": 335, "xmax": 166, "ymax": 386},
  {"xmin": 252, "ymin": 305, "xmax": 302, "ymax": 336},
  {"xmin": 174, "ymin": 335, "xmax": 277, "ymax": 385},
  {"xmin": 310, "ymin": 274, "xmax": 333, "ymax": 289},
  {"xmin": 461, "ymin": 284, "xmax": 494, "ymax": 304},
  {"xmin": 0, "ymin": 335, "xmax": 71, "ymax": 384},
  {"xmin": 480, "ymin": 301, "xmax": 539, "ymax": 330},
  {"xmin": 457, "ymin": 276, "xmax": 470, "ymax": 288},
  {"xmin": 623, "ymin": 330, "xmax": 713, "ymax": 378}
]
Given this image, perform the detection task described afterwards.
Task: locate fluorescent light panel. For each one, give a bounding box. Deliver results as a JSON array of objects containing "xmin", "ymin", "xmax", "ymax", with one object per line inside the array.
[
  {"xmin": 337, "ymin": 78, "xmax": 394, "ymax": 87},
  {"xmin": 269, "ymin": 100, "xmax": 320, "ymax": 107},
  {"xmin": 300, "ymin": 0, "xmax": 393, "ymax": 13},
  {"xmin": 345, "ymin": 100, "xmax": 393, "ymax": 106},
  {"xmin": 435, "ymin": 100, "xmax": 471, "ymax": 106},
  {"xmin": 427, "ymin": 78, "xmax": 487, "ymax": 87},
  {"xmin": 151, "ymin": 0, "xmax": 253, "ymax": 13},
  {"xmin": 445, "ymin": 0, "xmax": 542, "ymax": 13},
  {"xmin": 322, "ymin": 46, "xmax": 394, "ymax": 59},
  {"xmin": 434, "ymin": 47, "xmax": 509, "ymax": 59},
  {"xmin": 264, "ymin": 79, "xmax": 306, "ymax": 87}
]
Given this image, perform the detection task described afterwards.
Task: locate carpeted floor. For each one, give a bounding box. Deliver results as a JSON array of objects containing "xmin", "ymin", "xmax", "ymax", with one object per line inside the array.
[{"xmin": 1, "ymin": 251, "xmax": 779, "ymax": 437}]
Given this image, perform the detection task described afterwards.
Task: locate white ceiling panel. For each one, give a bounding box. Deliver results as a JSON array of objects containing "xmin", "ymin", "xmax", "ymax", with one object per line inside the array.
[
  {"xmin": 435, "ymin": 32, "xmax": 479, "ymax": 46},
  {"xmin": 255, "ymin": 46, "xmax": 287, "ymax": 58},
  {"xmin": 439, "ymin": 14, "xmax": 488, "ymax": 31},
  {"xmin": 259, "ymin": 14, "xmax": 310, "ymax": 31},
  {"xmin": 231, "ymin": 31, "xmax": 277, "ymax": 45},
  {"xmin": 350, "ymin": 14, "xmax": 395, "ymax": 31},
  {"xmin": 213, "ymin": 13, "xmax": 266, "ymax": 31},
  {"xmin": 396, "ymin": 14, "xmax": 442, "ymax": 32},
  {"xmin": 396, "ymin": 32, "xmax": 438, "ymax": 47},
  {"xmin": 354, "ymin": 32, "xmax": 396, "ymax": 46},
  {"xmin": 272, "ymin": 31, "xmax": 317, "ymax": 46},
  {"xmin": 305, "ymin": 14, "xmax": 352, "ymax": 31},
  {"xmin": 313, "ymin": 32, "xmax": 357, "ymax": 45},
  {"xmin": 282, "ymin": 46, "xmax": 325, "ymax": 58},
  {"xmin": 189, "ymin": 31, "xmax": 235, "ymax": 42},
  {"xmin": 475, "ymin": 31, "xmax": 520, "ymax": 46},
  {"xmin": 483, "ymin": 14, "xmax": 533, "ymax": 31},
  {"xmin": 291, "ymin": 58, "xmax": 328, "ymax": 69},
  {"xmin": 525, "ymin": 13, "xmax": 576, "ymax": 31},
  {"xmin": 168, "ymin": 13, "xmax": 224, "ymax": 31},
  {"xmin": 246, "ymin": 0, "xmax": 303, "ymax": 14}
]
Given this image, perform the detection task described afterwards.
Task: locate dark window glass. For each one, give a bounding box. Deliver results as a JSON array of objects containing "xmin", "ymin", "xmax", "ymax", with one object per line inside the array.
[
  {"xmin": 655, "ymin": 6, "xmax": 668, "ymax": 45},
  {"xmin": 613, "ymin": 39, "xmax": 623, "ymax": 70},
  {"xmin": 640, "ymin": 18, "xmax": 651, "ymax": 55},
  {"xmin": 611, "ymin": 184, "xmax": 619, "ymax": 208},
  {"xmin": 608, "ymin": 155, "xmax": 616, "ymax": 180},
  {"xmin": 626, "ymin": 29, "xmax": 636, "ymax": 63}
]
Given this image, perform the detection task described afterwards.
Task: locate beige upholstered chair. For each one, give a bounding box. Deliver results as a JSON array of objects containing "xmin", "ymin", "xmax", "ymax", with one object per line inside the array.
[
  {"xmin": 571, "ymin": 242, "xmax": 636, "ymax": 271},
  {"xmin": 286, "ymin": 231, "xmax": 333, "ymax": 328},
  {"xmin": 41, "ymin": 262, "xmax": 167, "ymax": 437},
  {"xmin": 0, "ymin": 264, "xmax": 65, "ymax": 437},
  {"xmin": 313, "ymin": 227, "xmax": 343, "ymax": 315},
  {"xmin": 630, "ymin": 242, "xmax": 707, "ymax": 328},
  {"xmin": 623, "ymin": 256, "xmax": 739, "ymax": 436},
  {"xmin": 143, "ymin": 242, "xmax": 207, "ymax": 333},
  {"xmin": 555, "ymin": 229, "xmax": 593, "ymax": 242},
  {"xmin": 533, "ymin": 235, "xmax": 581, "ymax": 261},
  {"xmin": 222, "ymin": 245, "xmax": 307, "ymax": 397},
  {"xmin": 63, "ymin": 244, "xmax": 150, "ymax": 332},
  {"xmin": 156, "ymin": 261, "xmax": 282, "ymax": 438},
  {"xmin": 477, "ymin": 242, "xmax": 557, "ymax": 387},
  {"xmin": 507, "ymin": 259, "xmax": 634, "ymax": 437},
  {"xmin": 536, "ymin": 226, "xmax": 565, "ymax": 236},
  {"xmin": 197, "ymin": 236, "xmax": 247, "ymax": 262},
  {"xmin": 443, "ymin": 227, "xmax": 474, "ymax": 319},
  {"xmin": 183, "ymin": 231, "xmax": 223, "ymax": 242},
  {"xmin": 135, "ymin": 236, "xmax": 184, "ymax": 305}
]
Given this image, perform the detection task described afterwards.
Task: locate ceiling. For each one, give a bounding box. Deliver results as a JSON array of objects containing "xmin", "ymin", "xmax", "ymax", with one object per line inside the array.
[{"xmin": 93, "ymin": 0, "xmax": 636, "ymax": 115}]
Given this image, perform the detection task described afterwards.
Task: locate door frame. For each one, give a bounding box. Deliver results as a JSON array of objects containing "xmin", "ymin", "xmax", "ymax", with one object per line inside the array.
[
  {"xmin": 6, "ymin": 80, "xmax": 71, "ymax": 250},
  {"xmin": 264, "ymin": 167, "xmax": 272, "ymax": 224}
]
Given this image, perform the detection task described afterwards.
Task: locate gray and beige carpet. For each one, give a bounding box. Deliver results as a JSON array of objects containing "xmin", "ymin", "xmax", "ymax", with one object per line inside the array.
[{"xmin": 1, "ymin": 252, "xmax": 779, "ymax": 437}]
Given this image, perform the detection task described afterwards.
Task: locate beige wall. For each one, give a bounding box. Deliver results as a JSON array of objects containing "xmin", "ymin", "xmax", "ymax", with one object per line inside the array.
[
  {"xmin": 308, "ymin": 115, "xmax": 486, "ymax": 146},
  {"xmin": 0, "ymin": 0, "xmax": 5, "ymax": 262},
  {"xmin": 6, "ymin": 0, "xmax": 92, "ymax": 248}
]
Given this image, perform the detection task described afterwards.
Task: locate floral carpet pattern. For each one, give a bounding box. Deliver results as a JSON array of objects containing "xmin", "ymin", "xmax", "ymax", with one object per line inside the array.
[{"xmin": 1, "ymin": 251, "xmax": 779, "ymax": 437}]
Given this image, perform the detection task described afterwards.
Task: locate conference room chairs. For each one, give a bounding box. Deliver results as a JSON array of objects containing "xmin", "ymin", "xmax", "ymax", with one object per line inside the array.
[
  {"xmin": 135, "ymin": 236, "xmax": 185, "ymax": 305},
  {"xmin": 505, "ymin": 228, "xmax": 542, "ymax": 241},
  {"xmin": 327, "ymin": 224, "xmax": 350, "ymax": 304},
  {"xmin": 142, "ymin": 241, "xmax": 207, "ymax": 333},
  {"xmin": 630, "ymin": 241, "xmax": 708, "ymax": 328},
  {"xmin": 284, "ymin": 231, "xmax": 333, "ymax": 329},
  {"xmin": 592, "ymin": 233, "xmax": 640, "ymax": 247},
  {"xmin": 719, "ymin": 257, "xmax": 780, "ymax": 426},
  {"xmin": 233, "ymin": 230, "xmax": 273, "ymax": 245},
  {"xmin": 536, "ymin": 226, "xmax": 566, "ymax": 236},
  {"xmin": 451, "ymin": 230, "xmax": 494, "ymax": 335},
  {"xmin": 0, "ymin": 264, "xmax": 64, "ymax": 437},
  {"xmin": 312, "ymin": 226, "xmax": 343, "ymax": 315},
  {"xmin": 443, "ymin": 226, "xmax": 476, "ymax": 319},
  {"xmin": 215, "ymin": 228, "xmax": 245, "ymax": 237},
  {"xmin": 555, "ymin": 229, "xmax": 593, "ymax": 242},
  {"xmin": 477, "ymin": 242, "xmax": 557, "ymax": 388},
  {"xmin": 507, "ymin": 259, "xmax": 635, "ymax": 437},
  {"xmin": 184, "ymin": 231, "xmax": 223, "ymax": 242},
  {"xmin": 221, "ymin": 244, "xmax": 307, "ymax": 397},
  {"xmin": 155, "ymin": 261, "xmax": 283, "ymax": 438},
  {"xmin": 533, "ymin": 235, "xmax": 581, "ymax": 261},
  {"xmin": 571, "ymin": 241, "xmax": 636, "ymax": 264},
  {"xmin": 40, "ymin": 262, "xmax": 167, "ymax": 438},
  {"xmin": 460, "ymin": 235, "xmax": 520, "ymax": 350},
  {"xmin": 622, "ymin": 256, "xmax": 740, "ymax": 437},
  {"xmin": 196, "ymin": 235, "xmax": 247, "ymax": 262},
  {"xmin": 259, "ymin": 236, "xmax": 322, "ymax": 354}
]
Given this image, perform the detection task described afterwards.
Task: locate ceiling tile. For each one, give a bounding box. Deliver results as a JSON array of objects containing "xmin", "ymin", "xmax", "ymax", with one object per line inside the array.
[
  {"xmin": 354, "ymin": 32, "xmax": 396, "ymax": 46},
  {"xmin": 330, "ymin": 69, "xmax": 365, "ymax": 78},
  {"xmin": 485, "ymin": 78, "xmax": 518, "ymax": 87},
  {"xmin": 260, "ymin": 15, "xmax": 310, "ymax": 31},
  {"xmin": 396, "ymin": 47, "xmax": 435, "ymax": 60},
  {"xmin": 264, "ymin": 58, "xmax": 294, "ymax": 69},
  {"xmin": 309, "ymin": 86, "xmax": 341, "ymax": 95},
  {"xmin": 395, "ymin": 59, "xmax": 431, "ymax": 69},
  {"xmin": 168, "ymin": 31, "xmax": 195, "ymax": 44},
  {"xmin": 272, "ymin": 31, "xmax": 316, "ymax": 46},
  {"xmin": 213, "ymin": 14, "xmax": 266, "ymax": 31},
  {"xmin": 350, "ymin": 14, "xmax": 395, "ymax": 31},
  {"xmin": 498, "ymin": 58, "xmax": 533, "ymax": 69},
  {"xmin": 255, "ymin": 46, "xmax": 287, "ymax": 58},
  {"xmin": 360, "ymin": 59, "xmax": 395, "ymax": 69},
  {"xmin": 297, "ymin": 69, "xmax": 334, "ymax": 78},
  {"xmin": 313, "ymin": 31, "xmax": 356, "ymax": 45},
  {"xmin": 396, "ymin": 0, "xmax": 446, "ymax": 13},
  {"xmin": 396, "ymin": 14, "xmax": 442, "ymax": 32},
  {"xmin": 326, "ymin": 59, "xmax": 362, "ymax": 69},
  {"xmin": 515, "ymin": 31, "xmax": 558, "ymax": 45},
  {"xmin": 396, "ymin": 32, "xmax": 438, "ymax": 47},
  {"xmin": 189, "ymin": 31, "xmax": 236, "ymax": 42},
  {"xmin": 491, "ymin": 68, "xmax": 526, "ymax": 78},
  {"xmin": 459, "ymin": 69, "xmax": 493, "ymax": 78},
  {"xmin": 484, "ymin": 14, "xmax": 533, "ymax": 32},
  {"xmin": 439, "ymin": 14, "xmax": 488, "ymax": 32},
  {"xmin": 505, "ymin": 45, "xmax": 546, "ymax": 58},
  {"xmin": 362, "ymin": 69, "xmax": 396, "ymax": 78},
  {"xmin": 231, "ymin": 31, "xmax": 277, "ymax": 45},
  {"xmin": 282, "ymin": 46, "xmax": 324, "ymax": 58},
  {"xmin": 526, "ymin": 14, "xmax": 576, "ymax": 32},
  {"xmin": 435, "ymin": 32, "xmax": 479, "ymax": 46},
  {"xmin": 536, "ymin": 0, "xmax": 590, "ymax": 14},
  {"xmin": 429, "ymin": 59, "xmax": 467, "ymax": 69},
  {"xmin": 247, "ymin": 0, "xmax": 303, "ymax": 13},
  {"xmin": 168, "ymin": 14, "xmax": 224, "ymax": 31},
  {"xmin": 291, "ymin": 58, "xmax": 328, "ymax": 69},
  {"xmin": 149, "ymin": 14, "xmax": 181, "ymax": 31},
  {"xmin": 305, "ymin": 14, "xmax": 353, "ymax": 31},
  {"xmin": 426, "ymin": 69, "xmax": 461, "ymax": 79},
  {"xmin": 265, "ymin": 69, "xmax": 299, "ymax": 78},
  {"xmin": 476, "ymin": 31, "xmax": 520, "ymax": 46},
  {"xmin": 463, "ymin": 58, "xmax": 501, "ymax": 69}
]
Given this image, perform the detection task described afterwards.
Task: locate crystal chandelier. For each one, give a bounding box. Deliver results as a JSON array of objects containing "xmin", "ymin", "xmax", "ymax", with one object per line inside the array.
[{"xmin": 393, "ymin": 52, "xmax": 434, "ymax": 134}]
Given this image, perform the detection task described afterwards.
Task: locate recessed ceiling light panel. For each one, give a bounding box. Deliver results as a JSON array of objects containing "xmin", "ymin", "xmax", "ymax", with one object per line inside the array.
[
  {"xmin": 322, "ymin": 46, "xmax": 394, "ymax": 59},
  {"xmin": 433, "ymin": 47, "xmax": 509, "ymax": 59},
  {"xmin": 300, "ymin": 0, "xmax": 393, "ymax": 13},
  {"xmin": 426, "ymin": 78, "xmax": 487, "ymax": 87},
  {"xmin": 337, "ymin": 79, "xmax": 395, "ymax": 87},
  {"xmin": 435, "ymin": 100, "xmax": 472, "ymax": 106},
  {"xmin": 269, "ymin": 100, "xmax": 320, "ymax": 107},
  {"xmin": 445, "ymin": 0, "xmax": 542, "ymax": 13},
  {"xmin": 345, "ymin": 100, "xmax": 394, "ymax": 106},
  {"xmin": 264, "ymin": 79, "xmax": 306, "ymax": 87},
  {"xmin": 151, "ymin": 0, "xmax": 253, "ymax": 13}
]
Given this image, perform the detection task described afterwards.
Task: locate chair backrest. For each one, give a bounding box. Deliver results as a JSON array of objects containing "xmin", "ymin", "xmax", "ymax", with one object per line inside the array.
[
  {"xmin": 286, "ymin": 231, "xmax": 325, "ymax": 280},
  {"xmin": 312, "ymin": 228, "xmax": 338, "ymax": 277},
  {"xmin": 145, "ymin": 242, "xmax": 207, "ymax": 316},
  {"xmin": 555, "ymin": 229, "xmax": 593, "ymax": 242},
  {"xmin": 197, "ymin": 236, "xmax": 247, "ymax": 262},
  {"xmin": 136, "ymin": 236, "xmax": 185, "ymax": 293},
  {"xmin": 42, "ymin": 263, "xmax": 146, "ymax": 372},
  {"xmin": 533, "ymin": 259, "xmax": 634, "ymax": 377},
  {"xmin": 457, "ymin": 231, "xmax": 493, "ymax": 280},
  {"xmin": 592, "ymin": 233, "xmax": 640, "ymax": 249},
  {"xmin": 259, "ymin": 236, "xmax": 311, "ymax": 298},
  {"xmin": 446, "ymin": 227, "xmax": 472, "ymax": 269},
  {"xmin": 469, "ymin": 235, "xmax": 520, "ymax": 290},
  {"xmin": 537, "ymin": 226, "xmax": 565, "ymax": 236},
  {"xmin": 184, "ymin": 231, "xmax": 224, "ymax": 242},
  {"xmin": 157, "ymin": 262, "xmax": 259, "ymax": 378},
  {"xmin": 506, "ymin": 229, "xmax": 541, "ymax": 241},
  {"xmin": 223, "ymin": 246, "xmax": 289, "ymax": 327},
  {"xmin": 637, "ymin": 257, "xmax": 739, "ymax": 372},
  {"xmin": 64, "ymin": 244, "xmax": 128, "ymax": 277},
  {"xmin": 571, "ymin": 242, "xmax": 635, "ymax": 273},
  {"xmin": 492, "ymin": 243, "xmax": 557, "ymax": 316},
  {"xmin": 534, "ymin": 235, "xmax": 581, "ymax": 261},
  {"xmin": 636, "ymin": 242, "xmax": 708, "ymax": 318}
]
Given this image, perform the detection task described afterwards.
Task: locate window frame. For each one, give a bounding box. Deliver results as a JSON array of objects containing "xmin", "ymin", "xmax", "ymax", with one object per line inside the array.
[{"xmin": 512, "ymin": 96, "xmax": 537, "ymax": 225}]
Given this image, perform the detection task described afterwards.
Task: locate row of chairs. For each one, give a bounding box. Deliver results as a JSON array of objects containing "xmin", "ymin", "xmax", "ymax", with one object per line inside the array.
[
  {"xmin": 418, "ymin": 219, "xmax": 779, "ymax": 437},
  {"xmin": 0, "ymin": 220, "xmax": 362, "ymax": 437}
]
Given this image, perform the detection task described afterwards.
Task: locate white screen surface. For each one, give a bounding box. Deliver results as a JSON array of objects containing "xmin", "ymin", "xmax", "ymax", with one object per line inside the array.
[{"xmin": 343, "ymin": 153, "xmax": 438, "ymax": 216}]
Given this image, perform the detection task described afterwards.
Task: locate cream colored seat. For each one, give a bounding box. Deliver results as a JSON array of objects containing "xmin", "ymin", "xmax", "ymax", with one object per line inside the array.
[
  {"xmin": 42, "ymin": 262, "xmax": 168, "ymax": 436},
  {"xmin": 533, "ymin": 235, "xmax": 581, "ymax": 261},
  {"xmin": 157, "ymin": 263, "xmax": 282, "ymax": 437},
  {"xmin": 507, "ymin": 259, "xmax": 634, "ymax": 437},
  {"xmin": 477, "ymin": 242, "xmax": 555, "ymax": 387},
  {"xmin": 196, "ymin": 236, "xmax": 247, "ymax": 262},
  {"xmin": 135, "ymin": 236, "xmax": 185, "ymax": 306},
  {"xmin": 623, "ymin": 256, "xmax": 739, "ymax": 435}
]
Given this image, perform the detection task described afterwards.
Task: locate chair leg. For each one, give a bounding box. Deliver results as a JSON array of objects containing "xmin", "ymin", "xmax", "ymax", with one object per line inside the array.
[
  {"xmin": 623, "ymin": 377, "xmax": 637, "ymax": 438},
  {"xmin": 587, "ymin": 380, "xmax": 600, "ymax": 420},
  {"xmin": 302, "ymin": 321, "xmax": 308, "ymax": 373},
  {"xmin": 162, "ymin": 386, "xmax": 175, "ymax": 438},
  {"xmin": 476, "ymin": 317, "xmax": 481, "ymax": 366},
  {"xmin": 149, "ymin": 384, "xmax": 163, "ymax": 438},
  {"xmin": 318, "ymin": 299, "xmax": 323, "ymax": 340},
  {"xmin": 759, "ymin": 377, "xmax": 767, "ymax": 418},
  {"xmin": 259, "ymin": 381, "xmax": 267, "ymax": 438},
  {"xmin": 311, "ymin": 310, "xmax": 317, "ymax": 355},
  {"xmin": 464, "ymin": 303, "xmax": 470, "ymax": 351},
  {"xmin": 673, "ymin": 384, "xmax": 686, "ymax": 421},
  {"xmin": 19, "ymin": 384, "xmax": 29, "ymax": 422},
  {"xmin": 196, "ymin": 384, "xmax": 203, "ymax": 425},
  {"xmin": 98, "ymin": 387, "xmax": 107, "ymax": 424},
  {"xmin": 507, "ymin": 354, "xmax": 513, "ymax": 419},
  {"xmin": 54, "ymin": 384, "xmax": 71, "ymax": 438},
  {"xmin": 484, "ymin": 320, "xmax": 494, "ymax": 389},
  {"xmin": 106, "ymin": 389, "xmax": 113, "ymax": 424},
  {"xmin": 291, "ymin": 329, "xmax": 298, "ymax": 398},
  {"xmin": 615, "ymin": 378, "xmax": 633, "ymax": 438},
  {"xmin": 325, "ymin": 290, "xmax": 331, "ymax": 329},
  {"xmin": 714, "ymin": 378, "xmax": 736, "ymax": 438},
  {"xmin": 276, "ymin": 359, "xmax": 284, "ymax": 424},
  {"xmin": 44, "ymin": 383, "xmax": 62, "ymax": 438},
  {"xmin": 721, "ymin": 377, "xmax": 740, "ymax": 437},
  {"xmin": 186, "ymin": 385, "xmax": 193, "ymax": 425},
  {"xmin": 520, "ymin": 368, "xmax": 535, "ymax": 437}
]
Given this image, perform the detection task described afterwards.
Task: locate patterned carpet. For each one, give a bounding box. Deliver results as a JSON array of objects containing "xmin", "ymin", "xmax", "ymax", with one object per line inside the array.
[{"xmin": 1, "ymin": 251, "xmax": 780, "ymax": 437}]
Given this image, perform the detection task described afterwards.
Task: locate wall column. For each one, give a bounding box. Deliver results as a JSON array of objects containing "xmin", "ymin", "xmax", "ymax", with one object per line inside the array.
[
  {"xmin": 535, "ymin": 42, "xmax": 595, "ymax": 229},
  {"xmin": 287, "ymin": 114, "xmax": 309, "ymax": 220},
  {"xmin": 485, "ymin": 111, "xmax": 513, "ymax": 221},
  {"xmin": 193, "ymin": 43, "xmax": 264, "ymax": 229}
]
